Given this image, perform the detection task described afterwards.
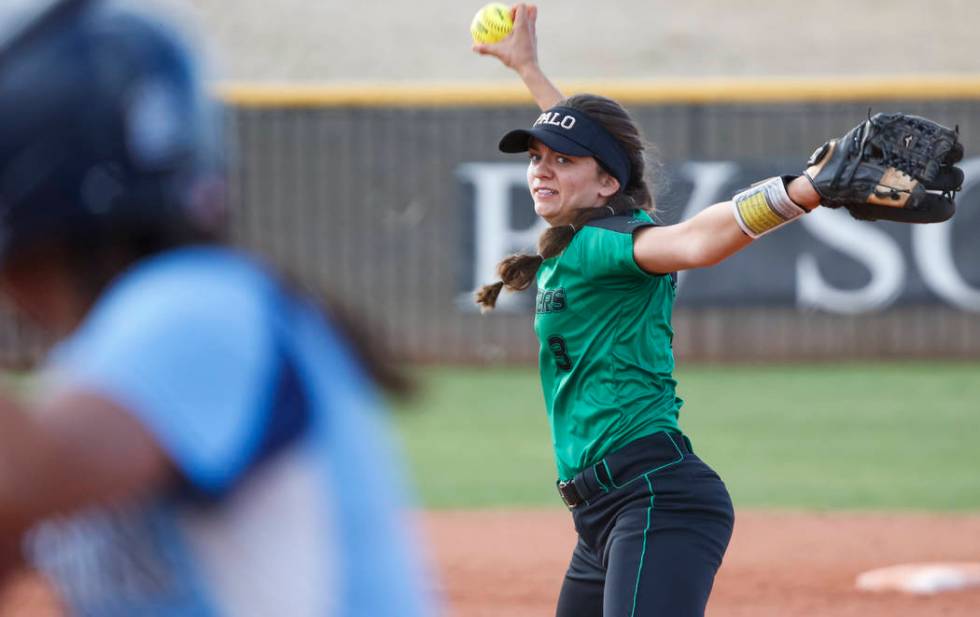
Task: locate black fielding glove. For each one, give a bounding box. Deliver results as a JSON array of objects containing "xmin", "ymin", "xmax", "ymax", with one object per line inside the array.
[{"xmin": 803, "ymin": 112, "xmax": 964, "ymax": 223}]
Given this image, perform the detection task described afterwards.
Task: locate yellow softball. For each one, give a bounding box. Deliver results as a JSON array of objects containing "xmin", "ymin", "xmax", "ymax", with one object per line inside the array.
[{"xmin": 470, "ymin": 3, "xmax": 513, "ymax": 45}]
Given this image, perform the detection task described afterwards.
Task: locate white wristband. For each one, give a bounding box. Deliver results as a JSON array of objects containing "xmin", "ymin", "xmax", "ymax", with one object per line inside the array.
[{"xmin": 731, "ymin": 176, "xmax": 808, "ymax": 238}]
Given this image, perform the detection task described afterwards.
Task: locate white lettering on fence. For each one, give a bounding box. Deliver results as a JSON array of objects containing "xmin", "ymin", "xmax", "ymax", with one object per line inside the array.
[
  {"xmin": 457, "ymin": 159, "xmax": 980, "ymax": 314},
  {"xmin": 796, "ymin": 208, "xmax": 905, "ymax": 313},
  {"xmin": 455, "ymin": 163, "xmax": 545, "ymax": 310},
  {"xmin": 910, "ymin": 158, "xmax": 980, "ymax": 312}
]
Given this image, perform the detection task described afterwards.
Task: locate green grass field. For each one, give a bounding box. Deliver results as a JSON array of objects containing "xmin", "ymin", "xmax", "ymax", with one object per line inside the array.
[{"xmin": 394, "ymin": 362, "xmax": 980, "ymax": 510}]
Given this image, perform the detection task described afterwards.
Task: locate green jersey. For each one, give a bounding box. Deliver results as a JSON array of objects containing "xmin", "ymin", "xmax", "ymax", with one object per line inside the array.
[{"xmin": 534, "ymin": 211, "xmax": 682, "ymax": 481}]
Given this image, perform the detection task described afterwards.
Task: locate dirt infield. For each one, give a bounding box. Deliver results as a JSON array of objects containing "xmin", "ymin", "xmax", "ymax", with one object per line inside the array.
[
  {"xmin": 3, "ymin": 510, "xmax": 980, "ymax": 615},
  {"xmin": 428, "ymin": 510, "xmax": 980, "ymax": 617}
]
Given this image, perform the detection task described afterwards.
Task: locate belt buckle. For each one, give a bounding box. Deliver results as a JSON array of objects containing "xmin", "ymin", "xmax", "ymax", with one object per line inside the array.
[{"xmin": 557, "ymin": 479, "xmax": 579, "ymax": 509}]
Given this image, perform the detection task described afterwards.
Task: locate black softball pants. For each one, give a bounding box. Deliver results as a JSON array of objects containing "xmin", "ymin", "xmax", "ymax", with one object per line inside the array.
[{"xmin": 554, "ymin": 431, "xmax": 734, "ymax": 617}]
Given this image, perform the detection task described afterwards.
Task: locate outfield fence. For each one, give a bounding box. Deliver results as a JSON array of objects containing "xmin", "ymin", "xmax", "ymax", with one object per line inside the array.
[{"xmin": 4, "ymin": 78, "xmax": 980, "ymax": 365}]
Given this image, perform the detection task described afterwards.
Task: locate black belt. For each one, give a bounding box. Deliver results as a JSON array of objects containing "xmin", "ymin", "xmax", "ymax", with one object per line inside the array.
[{"xmin": 557, "ymin": 431, "xmax": 692, "ymax": 509}]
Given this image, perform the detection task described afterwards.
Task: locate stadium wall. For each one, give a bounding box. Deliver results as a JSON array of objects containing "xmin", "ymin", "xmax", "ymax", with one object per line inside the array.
[{"xmin": 4, "ymin": 78, "xmax": 980, "ymax": 365}]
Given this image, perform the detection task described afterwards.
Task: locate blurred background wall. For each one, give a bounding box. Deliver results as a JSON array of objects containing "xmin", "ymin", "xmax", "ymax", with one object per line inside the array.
[{"xmin": 221, "ymin": 95, "xmax": 980, "ymax": 363}]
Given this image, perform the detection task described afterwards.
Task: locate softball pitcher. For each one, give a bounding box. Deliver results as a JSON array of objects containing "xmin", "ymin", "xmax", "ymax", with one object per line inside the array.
[
  {"xmin": 0, "ymin": 1, "xmax": 436, "ymax": 615},
  {"xmin": 474, "ymin": 5, "xmax": 963, "ymax": 616}
]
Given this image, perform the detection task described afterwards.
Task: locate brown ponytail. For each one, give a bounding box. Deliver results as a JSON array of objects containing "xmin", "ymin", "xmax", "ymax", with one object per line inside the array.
[{"xmin": 475, "ymin": 94, "xmax": 655, "ymax": 312}]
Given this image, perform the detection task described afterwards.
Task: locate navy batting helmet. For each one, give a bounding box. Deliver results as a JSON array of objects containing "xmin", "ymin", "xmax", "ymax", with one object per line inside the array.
[{"xmin": 0, "ymin": 0, "xmax": 225, "ymax": 264}]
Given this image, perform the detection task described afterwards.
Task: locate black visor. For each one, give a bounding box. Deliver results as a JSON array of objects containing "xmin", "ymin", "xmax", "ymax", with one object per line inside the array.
[{"xmin": 499, "ymin": 106, "xmax": 631, "ymax": 189}]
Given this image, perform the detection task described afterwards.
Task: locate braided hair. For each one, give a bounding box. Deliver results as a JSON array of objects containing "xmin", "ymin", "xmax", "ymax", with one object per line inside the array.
[{"xmin": 475, "ymin": 94, "xmax": 655, "ymax": 311}]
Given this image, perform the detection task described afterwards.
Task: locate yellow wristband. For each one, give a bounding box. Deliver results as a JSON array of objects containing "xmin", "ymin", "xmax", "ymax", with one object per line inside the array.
[{"xmin": 731, "ymin": 176, "xmax": 807, "ymax": 238}]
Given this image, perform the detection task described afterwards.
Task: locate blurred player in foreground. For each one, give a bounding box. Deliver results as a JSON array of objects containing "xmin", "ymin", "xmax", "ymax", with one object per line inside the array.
[
  {"xmin": 0, "ymin": 1, "xmax": 436, "ymax": 615},
  {"xmin": 474, "ymin": 4, "xmax": 962, "ymax": 616}
]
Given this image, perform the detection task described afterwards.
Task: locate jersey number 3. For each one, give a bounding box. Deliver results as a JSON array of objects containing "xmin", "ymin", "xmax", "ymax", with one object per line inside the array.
[{"xmin": 548, "ymin": 335, "xmax": 573, "ymax": 372}]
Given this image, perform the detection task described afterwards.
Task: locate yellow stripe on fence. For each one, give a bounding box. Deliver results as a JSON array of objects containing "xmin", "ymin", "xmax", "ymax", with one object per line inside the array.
[{"xmin": 217, "ymin": 75, "xmax": 980, "ymax": 108}]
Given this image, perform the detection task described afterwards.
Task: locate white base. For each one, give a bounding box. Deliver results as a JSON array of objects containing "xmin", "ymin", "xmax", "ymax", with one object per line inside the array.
[{"xmin": 856, "ymin": 562, "xmax": 980, "ymax": 595}]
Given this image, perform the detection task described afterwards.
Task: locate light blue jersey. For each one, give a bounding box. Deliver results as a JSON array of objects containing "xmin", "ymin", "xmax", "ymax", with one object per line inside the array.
[{"xmin": 27, "ymin": 247, "xmax": 437, "ymax": 617}]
